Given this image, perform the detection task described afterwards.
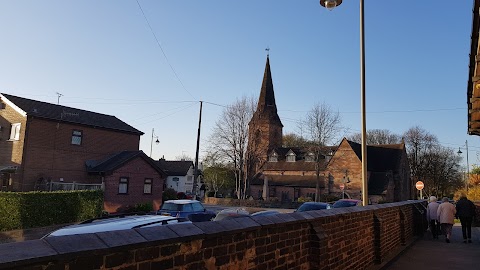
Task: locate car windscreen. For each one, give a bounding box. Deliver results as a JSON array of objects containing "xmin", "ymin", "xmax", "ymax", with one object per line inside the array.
[
  {"xmin": 333, "ymin": 201, "xmax": 357, "ymax": 208},
  {"xmin": 297, "ymin": 204, "xmax": 327, "ymax": 211},
  {"xmin": 161, "ymin": 203, "xmax": 183, "ymax": 211}
]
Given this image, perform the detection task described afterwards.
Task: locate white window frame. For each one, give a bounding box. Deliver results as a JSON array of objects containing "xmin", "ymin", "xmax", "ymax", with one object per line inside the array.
[
  {"xmin": 144, "ymin": 178, "xmax": 152, "ymax": 194},
  {"xmin": 71, "ymin": 130, "xmax": 83, "ymax": 145},
  {"xmin": 286, "ymin": 153, "xmax": 296, "ymax": 162},
  {"xmin": 9, "ymin": 123, "xmax": 21, "ymax": 141},
  {"xmin": 119, "ymin": 177, "xmax": 129, "ymax": 194}
]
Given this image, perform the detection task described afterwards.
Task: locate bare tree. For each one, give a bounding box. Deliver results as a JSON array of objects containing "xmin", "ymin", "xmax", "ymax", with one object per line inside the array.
[
  {"xmin": 174, "ymin": 153, "xmax": 193, "ymax": 161},
  {"xmin": 283, "ymin": 133, "xmax": 310, "ymax": 148},
  {"xmin": 348, "ymin": 129, "xmax": 401, "ymax": 145},
  {"xmin": 303, "ymin": 102, "xmax": 342, "ymax": 202},
  {"xmin": 403, "ymin": 126, "xmax": 463, "ymax": 198},
  {"xmin": 207, "ymin": 96, "xmax": 256, "ymax": 199}
]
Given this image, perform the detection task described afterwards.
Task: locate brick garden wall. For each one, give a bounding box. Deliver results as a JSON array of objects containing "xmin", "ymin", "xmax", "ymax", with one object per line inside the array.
[{"xmin": 0, "ymin": 201, "xmax": 427, "ymax": 270}]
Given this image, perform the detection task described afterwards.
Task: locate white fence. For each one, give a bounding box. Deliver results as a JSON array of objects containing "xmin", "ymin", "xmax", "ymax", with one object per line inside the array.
[{"xmin": 49, "ymin": 181, "xmax": 103, "ymax": 191}]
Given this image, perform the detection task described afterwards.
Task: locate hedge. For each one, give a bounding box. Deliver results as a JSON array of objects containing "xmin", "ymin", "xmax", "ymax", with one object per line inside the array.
[{"xmin": 0, "ymin": 190, "xmax": 103, "ymax": 231}]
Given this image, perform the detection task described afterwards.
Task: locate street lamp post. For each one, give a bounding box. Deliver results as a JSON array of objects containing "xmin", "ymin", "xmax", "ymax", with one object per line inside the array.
[
  {"xmin": 457, "ymin": 140, "xmax": 470, "ymax": 191},
  {"xmin": 150, "ymin": 128, "xmax": 160, "ymax": 157},
  {"xmin": 320, "ymin": 0, "xmax": 368, "ymax": 206}
]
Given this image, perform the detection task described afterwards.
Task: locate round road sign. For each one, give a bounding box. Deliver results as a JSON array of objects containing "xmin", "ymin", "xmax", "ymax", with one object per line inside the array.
[
  {"xmin": 415, "ymin": 181, "xmax": 424, "ymax": 190},
  {"xmin": 339, "ymin": 183, "xmax": 345, "ymax": 190}
]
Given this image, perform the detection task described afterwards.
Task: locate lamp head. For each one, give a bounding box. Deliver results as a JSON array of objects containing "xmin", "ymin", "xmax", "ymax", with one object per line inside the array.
[
  {"xmin": 457, "ymin": 147, "xmax": 462, "ymax": 155},
  {"xmin": 320, "ymin": 0, "xmax": 342, "ymax": 11},
  {"xmin": 155, "ymin": 138, "xmax": 160, "ymax": 144}
]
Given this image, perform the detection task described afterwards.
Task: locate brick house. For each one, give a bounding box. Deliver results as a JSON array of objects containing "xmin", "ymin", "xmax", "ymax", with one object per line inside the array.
[
  {"xmin": 467, "ymin": 0, "xmax": 480, "ymax": 135},
  {"xmin": 157, "ymin": 158, "xmax": 195, "ymax": 194},
  {"xmin": 86, "ymin": 151, "xmax": 165, "ymax": 213},
  {"xmin": 247, "ymin": 57, "xmax": 411, "ymax": 203},
  {"xmin": 326, "ymin": 138, "xmax": 412, "ymax": 203},
  {"xmin": 0, "ymin": 93, "xmax": 143, "ymax": 191}
]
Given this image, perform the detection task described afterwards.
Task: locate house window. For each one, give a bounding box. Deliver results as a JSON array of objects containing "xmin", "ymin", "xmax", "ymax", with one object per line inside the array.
[
  {"xmin": 118, "ymin": 177, "xmax": 128, "ymax": 194},
  {"xmin": 9, "ymin": 123, "xmax": 21, "ymax": 141},
  {"xmin": 286, "ymin": 153, "xmax": 296, "ymax": 162},
  {"xmin": 71, "ymin": 130, "xmax": 83, "ymax": 145},
  {"xmin": 187, "ymin": 176, "xmax": 193, "ymax": 183},
  {"xmin": 269, "ymin": 155, "xmax": 278, "ymax": 162},
  {"xmin": 144, "ymin": 178, "xmax": 152, "ymax": 194}
]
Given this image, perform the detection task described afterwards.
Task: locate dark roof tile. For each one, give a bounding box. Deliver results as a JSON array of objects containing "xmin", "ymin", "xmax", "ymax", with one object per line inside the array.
[{"xmin": 1, "ymin": 93, "xmax": 143, "ymax": 134}]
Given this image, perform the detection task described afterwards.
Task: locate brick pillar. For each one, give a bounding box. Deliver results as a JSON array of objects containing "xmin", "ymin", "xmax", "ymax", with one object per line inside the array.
[{"xmin": 373, "ymin": 214, "xmax": 383, "ymax": 264}]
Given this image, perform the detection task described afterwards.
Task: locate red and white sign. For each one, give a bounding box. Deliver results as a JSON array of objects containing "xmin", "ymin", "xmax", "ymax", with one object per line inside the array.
[
  {"xmin": 415, "ymin": 181, "xmax": 424, "ymax": 191},
  {"xmin": 339, "ymin": 183, "xmax": 345, "ymax": 190}
]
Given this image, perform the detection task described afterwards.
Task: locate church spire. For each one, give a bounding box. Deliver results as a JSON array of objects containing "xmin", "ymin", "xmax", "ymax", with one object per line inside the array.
[{"xmin": 257, "ymin": 55, "xmax": 278, "ymax": 113}]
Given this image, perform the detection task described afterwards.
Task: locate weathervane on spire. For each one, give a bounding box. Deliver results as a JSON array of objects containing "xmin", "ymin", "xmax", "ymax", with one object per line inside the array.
[{"xmin": 265, "ymin": 46, "xmax": 270, "ymax": 57}]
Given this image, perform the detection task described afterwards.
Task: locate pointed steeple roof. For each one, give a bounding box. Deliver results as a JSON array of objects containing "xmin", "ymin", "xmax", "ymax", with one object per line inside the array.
[
  {"xmin": 257, "ymin": 56, "xmax": 277, "ymax": 111},
  {"xmin": 250, "ymin": 56, "xmax": 283, "ymax": 127}
]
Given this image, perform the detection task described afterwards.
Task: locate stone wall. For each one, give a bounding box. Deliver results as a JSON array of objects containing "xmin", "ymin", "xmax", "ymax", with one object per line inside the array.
[{"xmin": 0, "ymin": 201, "xmax": 427, "ymax": 270}]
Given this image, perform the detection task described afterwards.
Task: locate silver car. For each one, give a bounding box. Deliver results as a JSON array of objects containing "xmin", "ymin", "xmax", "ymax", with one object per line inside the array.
[{"xmin": 43, "ymin": 214, "xmax": 190, "ymax": 237}]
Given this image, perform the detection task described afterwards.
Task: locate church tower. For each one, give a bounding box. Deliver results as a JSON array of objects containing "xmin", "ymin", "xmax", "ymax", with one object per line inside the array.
[{"xmin": 247, "ymin": 55, "xmax": 283, "ymax": 165}]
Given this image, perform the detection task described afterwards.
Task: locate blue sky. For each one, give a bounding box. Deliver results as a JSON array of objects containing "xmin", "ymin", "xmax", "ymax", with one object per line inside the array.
[{"xmin": 0, "ymin": 0, "xmax": 476, "ymax": 167}]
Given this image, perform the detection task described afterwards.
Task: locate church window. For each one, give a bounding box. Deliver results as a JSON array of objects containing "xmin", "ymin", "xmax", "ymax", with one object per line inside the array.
[{"xmin": 305, "ymin": 153, "xmax": 315, "ymax": 162}]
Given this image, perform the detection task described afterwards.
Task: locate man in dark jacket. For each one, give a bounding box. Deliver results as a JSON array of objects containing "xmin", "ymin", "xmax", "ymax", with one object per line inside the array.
[{"xmin": 456, "ymin": 195, "xmax": 476, "ymax": 243}]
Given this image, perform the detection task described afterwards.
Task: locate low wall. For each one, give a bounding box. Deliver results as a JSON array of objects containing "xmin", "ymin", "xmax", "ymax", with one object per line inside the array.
[{"xmin": 0, "ymin": 201, "xmax": 427, "ymax": 270}]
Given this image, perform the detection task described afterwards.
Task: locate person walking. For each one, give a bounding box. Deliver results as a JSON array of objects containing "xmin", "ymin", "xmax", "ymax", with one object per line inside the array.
[
  {"xmin": 437, "ymin": 197, "xmax": 456, "ymax": 243},
  {"xmin": 456, "ymin": 194, "xmax": 476, "ymax": 243},
  {"xmin": 426, "ymin": 196, "xmax": 440, "ymax": 239}
]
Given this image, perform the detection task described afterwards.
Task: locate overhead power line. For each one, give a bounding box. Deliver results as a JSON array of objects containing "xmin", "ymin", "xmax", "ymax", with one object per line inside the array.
[{"xmin": 135, "ymin": 0, "xmax": 196, "ymax": 100}]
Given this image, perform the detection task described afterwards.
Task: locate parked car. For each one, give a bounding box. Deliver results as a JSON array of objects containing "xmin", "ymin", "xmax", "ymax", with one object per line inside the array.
[
  {"xmin": 295, "ymin": 202, "xmax": 332, "ymax": 212},
  {"xmin": 332, "ymin": 199, "xmax": 362, "ymax": 208},
  {"xmin": 213, "ymin": 208, "xmax": 250, "ymax": 221},
  {"xmin": 43, "ymin": 214, "xmax": 190, "ymax": 237},
  {"xmin": 157, "ymin": 200, "xmax": 216, "ymax": 221},
  {"xmin": 250, "ymin": 210, "xmax": 281, "ymax": 217}
]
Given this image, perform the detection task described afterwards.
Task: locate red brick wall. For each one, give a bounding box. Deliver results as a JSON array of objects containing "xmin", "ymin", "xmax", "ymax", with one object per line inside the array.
[
  {"xmin": 103, "ymin": 156, "xmax": 164, "ymax": 213},
  {"xmin": 0, "ymin": 101, "xmax": 27, "ymax": 189},
  {"xmin": 326, "ymin": 139, "xmax": 363, "ymax": 198},
  {"xmin": 0, "ymin": 201, "xmax": 427, "ymax": 270},
  {"xmin": 19, "ymin": 117, "xmax": 140, "ymax": 191}
]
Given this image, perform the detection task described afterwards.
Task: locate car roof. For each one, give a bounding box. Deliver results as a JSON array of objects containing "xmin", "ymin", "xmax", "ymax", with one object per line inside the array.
[
  {"xmin": 46, "ymin": 215, "xmax": 180, "ymax": 237},
  {"xmin": 336, "ymin": 199, "xmax": 361, "ymax": 202},
  {"xmin": 163, "ymin": 199, "xmax": 200, "ymax": 204},
  {"xmin": 303, "ymin": 202, "xmax": 330, "ymax": 205}
]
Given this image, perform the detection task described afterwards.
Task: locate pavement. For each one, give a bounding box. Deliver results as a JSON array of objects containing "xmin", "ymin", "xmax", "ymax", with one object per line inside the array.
[{"xmin": 385, "ymin": 224, "xmax": 480, "ymax": 270}]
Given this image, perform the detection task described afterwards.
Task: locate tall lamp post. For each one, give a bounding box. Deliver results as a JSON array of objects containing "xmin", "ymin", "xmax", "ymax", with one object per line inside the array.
[
  {"xmin": 457, "ymin": 140, "xmax": 469, "ymax": 191},
  {"xmin": 320, "ymin": 0, "xmax": 368, "ymax": 206},
  {"xmin": 150, "ymin": 128, "xmax": 160, "ymax": 157}
]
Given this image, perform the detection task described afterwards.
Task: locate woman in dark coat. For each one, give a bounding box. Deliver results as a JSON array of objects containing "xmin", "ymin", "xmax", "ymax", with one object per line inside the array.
[{"xmin": 456, "ymin": 195, "xmax": 476, "ymax": 243}]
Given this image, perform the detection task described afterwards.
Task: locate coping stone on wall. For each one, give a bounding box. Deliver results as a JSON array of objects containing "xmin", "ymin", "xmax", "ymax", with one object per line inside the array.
[
  {"xmin": 0, "ymin": 239, "xmax": 58, "ymax": 265},
  {"xmin": 233, "ymin": 216, "xmax": 262, "ymax": 230},
  {"xmin": 166, "ymin": 223, "xmax": 204, "ymax": 239},
  {"xmin": 275, "ymin": 212, "xmax": 302, "ymax": 224},
  {"xmin": 250, "ymin": 215, "xmax": 275, "ymax": 226},
  {"xmin": 135, "ymin": 226, "xmax": 179, "ymax": 243},
  {"xmin": 96, "ymin": 229, "xmax": 147, "ymax": 248},
  {"xmin": 215, "ymin": 218, "xmax": 253, "ymax": 233},
  {"xmin": 193, "ymin": 221, "xmax": 231, "ymax": 236},
  {"xmin": 291, "ymin": 211, "xmax": 316, "ymax": 220},
  {"xmin": 44, "ymin": 233, "xmax": 108, "ymax": 255}
]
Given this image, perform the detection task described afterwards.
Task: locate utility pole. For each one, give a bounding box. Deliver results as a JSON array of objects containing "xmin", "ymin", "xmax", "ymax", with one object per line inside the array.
[{"xmin": 193, "ymin": 101, "xmax": 203, "ymax": 199}]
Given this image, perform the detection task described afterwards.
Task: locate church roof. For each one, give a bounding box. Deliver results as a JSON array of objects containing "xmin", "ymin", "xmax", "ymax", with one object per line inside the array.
[
  {"xmin": 250, "ymin": 56, "xmax": 283, "ymax": 127},
  {"xmin": 345, "ymin": 139, "xmax": 405, "ymax": 172}
]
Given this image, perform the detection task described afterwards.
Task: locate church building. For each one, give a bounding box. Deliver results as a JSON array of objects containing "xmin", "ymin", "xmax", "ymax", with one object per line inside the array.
[{"xmin": 247, "ymin": 56, "xmax": 412, "ymax": 203}]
